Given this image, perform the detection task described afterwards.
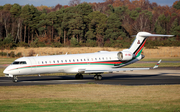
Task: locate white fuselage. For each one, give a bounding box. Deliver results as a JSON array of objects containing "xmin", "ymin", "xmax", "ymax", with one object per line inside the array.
[{"xmin": 3, "ymin": 51, "xmax": 123, "ymax": 77}]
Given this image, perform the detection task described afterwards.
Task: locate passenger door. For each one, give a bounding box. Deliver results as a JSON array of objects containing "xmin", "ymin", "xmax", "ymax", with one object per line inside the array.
[{"xmin": 29, "ymin": 58, "xmax": 37, "ymax": 71}]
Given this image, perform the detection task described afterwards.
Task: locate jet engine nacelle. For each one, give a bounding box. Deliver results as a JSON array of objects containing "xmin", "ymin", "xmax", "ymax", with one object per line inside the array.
[{"xmin": 117, "ymin": 51, "xmax": 135, "ymax": 61}]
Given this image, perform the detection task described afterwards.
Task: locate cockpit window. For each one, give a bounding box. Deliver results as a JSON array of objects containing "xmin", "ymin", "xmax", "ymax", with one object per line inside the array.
[
  {"xmin": 12, "ymin": 61, "xmax": 27, "ymax": 65},
  {"xmin": 20, "ymin": 61, "xmax": 27, "ymax": 64},
  {"xmin": 12, "ymin": 61, "xmax": 20, "ymax": 64}
]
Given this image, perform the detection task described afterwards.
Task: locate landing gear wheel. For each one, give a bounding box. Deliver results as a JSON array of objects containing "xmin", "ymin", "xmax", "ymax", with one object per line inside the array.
[
  {"xmin": 79, "ymin": 74, "xmax": 83, "ymax": 79},
  {"xmin": 97, "ymin": 75, "xmax": 102, "ymax": 80},
  {"xmin": 75, "ymin": 74, "xmax": 79, "ymax": 79},
  {"xmin": 94, "ymin": 74, "xmax": 102, "ymax": 80},
  {"xmin": 94, "ymin": 75, "xmax": 97, "ymax": 80},
  {"xmin": 13, "ymin": 76, "xmax": 18, "ymax": 83},
  {"xmin": 75, "ymin": 73, "xmax": 83, "ymax": 79}
]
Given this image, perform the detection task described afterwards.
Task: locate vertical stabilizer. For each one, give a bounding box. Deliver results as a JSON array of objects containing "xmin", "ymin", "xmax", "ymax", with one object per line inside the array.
[
  {"xmin": 129, "ymin": 32, "xmax": 150, "ymax": 56},
  {"xmin": 128, "ymin": 32, "xmax": 174, "ymax": 56}
]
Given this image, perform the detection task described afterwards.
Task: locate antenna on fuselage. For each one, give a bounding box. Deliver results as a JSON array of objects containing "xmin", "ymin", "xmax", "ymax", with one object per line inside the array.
[
  {"xmin": 65, "ymin": 52, "xmax": 68, "ymax": 55},
  {"xmin": 36, "ymin": 54, "xmax": 38, "ymax": 57}
]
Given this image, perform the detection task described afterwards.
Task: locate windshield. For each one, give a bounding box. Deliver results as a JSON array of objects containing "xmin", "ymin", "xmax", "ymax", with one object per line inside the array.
[{"xmin": 12, "ymin": 61, "xmax": 27, "ymax": 65}]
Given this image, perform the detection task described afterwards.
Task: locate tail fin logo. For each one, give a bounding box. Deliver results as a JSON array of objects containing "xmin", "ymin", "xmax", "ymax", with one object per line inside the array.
[{"xmin": 137, "ymin": 40, "xmax": 141, "ymax": 44}]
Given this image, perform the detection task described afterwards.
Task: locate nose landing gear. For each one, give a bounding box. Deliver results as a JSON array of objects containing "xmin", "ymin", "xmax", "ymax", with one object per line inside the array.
[{"xmin": 13, "ymin": 76, "xmax": 18, "ymax": 83}]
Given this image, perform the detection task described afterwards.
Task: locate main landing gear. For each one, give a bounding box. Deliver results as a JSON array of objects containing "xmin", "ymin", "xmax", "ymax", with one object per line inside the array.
[
  {"xmin": 75, "ymin": 73, "xmax": 102, "ymax": 80},
  {"xmin": 94, "ymin": 74, "xmax": 102, "ymax": 80},
  {"xmin": 75, "ymin": 73, "xmax": 83, "ymax": 79},
  {"xmin": 13, "ymin": 76, "xmax": 18, "ymax": 83}
]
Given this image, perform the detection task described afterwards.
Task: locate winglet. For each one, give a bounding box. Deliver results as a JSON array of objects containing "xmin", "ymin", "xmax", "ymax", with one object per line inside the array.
[{"xmin": 153, "ymin": 59, "xmax": 162, "ymax": 69}]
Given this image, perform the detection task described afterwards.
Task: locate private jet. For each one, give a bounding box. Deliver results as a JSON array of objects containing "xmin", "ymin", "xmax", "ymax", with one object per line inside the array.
[{"xmin": 3, "ymin": 32, "xmax": 173, "ymax": 82}]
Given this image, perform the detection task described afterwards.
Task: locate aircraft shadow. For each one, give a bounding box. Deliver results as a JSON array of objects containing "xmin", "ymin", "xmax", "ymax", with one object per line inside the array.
[
  {"xmin": 16, "ymin": 72, "xmax": 180, "ymax": 84},
  {"xmin": 17, "ymin": 74, "xmax": 158, "ymax": 82}
]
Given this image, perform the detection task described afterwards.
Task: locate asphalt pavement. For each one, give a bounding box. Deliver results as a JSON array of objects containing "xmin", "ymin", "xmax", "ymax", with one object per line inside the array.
[{"xmin": 0, "ymin": 68, "xmax": 180, "ymax": 86}]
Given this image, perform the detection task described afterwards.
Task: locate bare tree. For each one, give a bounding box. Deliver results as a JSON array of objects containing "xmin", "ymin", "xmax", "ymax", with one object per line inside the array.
[
  {"xmin": 69, "ymin": 0, "xmax": 81, "ymax": 6},
  {"xmin": 132, "ymin": 13, "xmax": 152, "ymax": 33},
  {"xmin": 1, "ymin": 11, "xmax": 11, "ymax": 37}
]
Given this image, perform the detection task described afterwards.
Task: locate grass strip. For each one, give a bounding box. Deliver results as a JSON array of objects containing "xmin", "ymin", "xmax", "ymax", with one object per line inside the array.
[
  {"xmin": 0, "ymin": 98, "xmax": 179, "ymax": 112},
  {"xmin": 0, "ymin": 84, "xmax": 179, "ymax": 112}
]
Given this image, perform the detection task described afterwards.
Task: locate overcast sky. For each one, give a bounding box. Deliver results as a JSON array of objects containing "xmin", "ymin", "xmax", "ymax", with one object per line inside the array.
[{"xmin": 0, "ymin": 0, "xmax": 177, "ymax": 7}]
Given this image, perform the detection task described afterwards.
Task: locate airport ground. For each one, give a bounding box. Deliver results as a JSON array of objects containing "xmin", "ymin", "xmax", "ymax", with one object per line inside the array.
[
  {"xmin": 0, "ymin": 80, "xmax": 180, "ymax": 111},
  {"xmin": 0, "ymin": 57, "xmax": 180, "ymax": 111}
]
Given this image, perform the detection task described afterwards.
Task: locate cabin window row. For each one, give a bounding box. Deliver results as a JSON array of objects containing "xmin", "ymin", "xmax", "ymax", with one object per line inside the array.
[{"xmin": 40, "ymin": 57, "xmax": 112, "ymax": 64}]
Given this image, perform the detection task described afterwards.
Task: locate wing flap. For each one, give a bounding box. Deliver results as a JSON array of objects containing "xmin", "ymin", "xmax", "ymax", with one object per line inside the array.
[
  {"xmin": 84, "ymin": 68, "xmax": 150, "ymax": 73},
  {"xmin": 80, "ymin": 60, "xmax": 162, "ymax": 74}
]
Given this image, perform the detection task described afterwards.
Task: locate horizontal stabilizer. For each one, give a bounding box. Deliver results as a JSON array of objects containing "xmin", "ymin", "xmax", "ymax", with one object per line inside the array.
[
  {"xmin": 132, "ymin": 34, "xmax": 174, "ymax": 37},
  {"xmin": 139, "ymin": 34, "xmax": 174, "ymax": 37}
]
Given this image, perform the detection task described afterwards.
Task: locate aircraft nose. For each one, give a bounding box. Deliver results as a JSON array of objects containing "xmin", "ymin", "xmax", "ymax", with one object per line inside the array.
[
  {"xmin": 3, "ymin": 67, "xmax": 13, "ymax": 77},
  {"xmin": 3, "ymin": 65, "xmax": 11, "ymax": 74},
  {"xmin": 3, "ymin": 68, "xmax": 9, "ymax": 74}
]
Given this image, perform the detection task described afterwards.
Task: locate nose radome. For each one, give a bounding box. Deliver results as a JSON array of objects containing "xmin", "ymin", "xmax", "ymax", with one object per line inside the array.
[
  {"xmin": 3, "ymin": 69, "xmax": 10, "ymax": 76},
  {"xmin": 3, "ymin": 65, "xmax": 11, "ymax": 74},
  {"xmin": 3, "ymin": 68, "xmax": 7, "ymax": 74},
  {"xmin": 3, "ymin": 68, "xmax": 13, "ymax": 77},
  {"xmin": 3, "ymin": 67, "xmax": 10, "ymax": 74}
]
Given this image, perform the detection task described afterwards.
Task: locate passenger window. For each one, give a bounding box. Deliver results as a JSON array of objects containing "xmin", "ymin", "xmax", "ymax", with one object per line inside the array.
[
  {"xmin": 87, "ymin": 59, "xmax": 89, "ymax": 61},
  {"xmin": 77, "ymin": 59, "xmax": 79, "ymax": 62},
  {"xmin": 81, "ymin": 59, "xmax": 83, "ymax": 61},
  {"xmin": 53, "ymin": 61, "xmax": 55, "ymax": 63},
  {"xmin": 102, "ymin": 57, "xmax": 104, "ymax": 60},
  {"xmin": 57, "ymin": 60, "xmax": 59, "ymax": 63},
  {"xmin": 45, "ymin": 61, "xmax": 47, "ymax": 64},
  {"xmin": 65, "ymin": 60, "xmax": 67, "ymax": 63},
  {"xmin": 69, "ymin": 60, "xmax": 71, "ymax": 62},
  {"xmin": 84, "ymin": 59, "xmax": 86, "ymax": 61},
  {"xmin": 99, "ymin": 58, "xmax": 101, "ymax": 60},
  {"xmin": 61, "ymin": 60, "xmax": 63, "ymax": 63},
  {"xmin": 95, "ymin": 58, "xmax": 97, "ymax": 60},
  {"xmin": 42, "ymin": 61, "xmax": 44, "ymax": 64},
  {"xmin": 73, "ymin": 59, "xmax": 75, "ymax": 62}
]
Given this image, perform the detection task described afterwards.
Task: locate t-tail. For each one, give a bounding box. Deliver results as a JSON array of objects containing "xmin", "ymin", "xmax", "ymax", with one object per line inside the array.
[
  {"xmin": 129, "ymin": 32, "xmax": 174, "ymax": 57},
  {"xmin": 116, "ymin": 32, "xmax": 173, "ymax": 67}
]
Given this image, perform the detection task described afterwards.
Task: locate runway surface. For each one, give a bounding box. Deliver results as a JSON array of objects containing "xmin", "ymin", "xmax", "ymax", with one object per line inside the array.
[{"xmin": 0, "ymin": 67, "xmax": 180, "ymax": 86}]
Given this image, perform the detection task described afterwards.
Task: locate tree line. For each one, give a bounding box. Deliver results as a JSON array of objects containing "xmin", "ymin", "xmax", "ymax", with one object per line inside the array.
[{"xmin": 0, "ymin": 0, "xmax": 180, "ymax": 49}]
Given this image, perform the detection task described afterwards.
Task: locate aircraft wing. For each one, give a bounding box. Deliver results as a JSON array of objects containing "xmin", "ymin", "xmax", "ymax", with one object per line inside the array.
[
  {"xmin": 78, "ymin": 60, "xmax": 162, "ymax": 74},
  {"xmin": 80, "ymin": 68, "xmax": 150, "ymax": 73}
]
